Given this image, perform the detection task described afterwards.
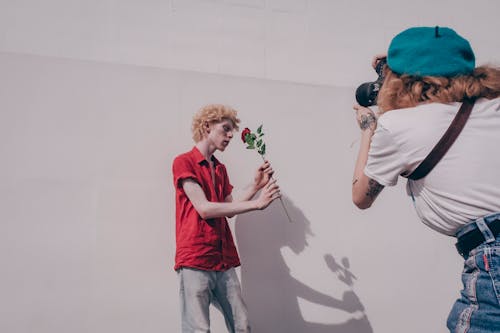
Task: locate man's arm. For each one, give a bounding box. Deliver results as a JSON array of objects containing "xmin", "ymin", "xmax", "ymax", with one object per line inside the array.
[
  {"xmin": 352, "ymin": 105, "xmax": 385, "ymax": 209},
  {"xmin": 231, "ymin": 161, "xmax": 275, "ymax": 202},
  {"xmin": 182, "ymin": 178, "xmax": 279, "ymax": 220}
]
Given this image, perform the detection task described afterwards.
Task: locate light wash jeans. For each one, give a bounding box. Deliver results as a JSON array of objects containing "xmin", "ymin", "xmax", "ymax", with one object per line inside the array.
[
  {"xmin": 447, "ymin": 212, "xmax": 500, "ymax": 333},
  {"xmin": 178, "ymin": 267, "xmax": 250, "ymax": 333}
]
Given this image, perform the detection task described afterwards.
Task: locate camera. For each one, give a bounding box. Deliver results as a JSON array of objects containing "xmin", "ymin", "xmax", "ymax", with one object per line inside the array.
[{"xmin": 355, "ymin": 58, "xmax": 387, "ymax": 107}]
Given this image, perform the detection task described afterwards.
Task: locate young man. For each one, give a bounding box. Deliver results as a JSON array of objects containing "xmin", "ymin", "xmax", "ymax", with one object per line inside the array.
[{"xmin": 172, "ymin": 104, "xmax": 280, "ymax": 333}]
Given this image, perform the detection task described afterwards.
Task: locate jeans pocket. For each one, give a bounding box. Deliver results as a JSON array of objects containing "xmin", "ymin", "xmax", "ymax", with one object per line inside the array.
[
  {"xmin": 461, "ymin": 255, "xmax": 480, "ymax": 303},
  {"xmin": 484, "ymin": 246, "xmax": 500, "ymax": 306}
]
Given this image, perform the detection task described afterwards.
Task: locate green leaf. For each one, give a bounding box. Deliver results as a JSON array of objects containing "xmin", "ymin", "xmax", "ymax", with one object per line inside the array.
[
  {"xmin": 256, "ymin": 125, "xmax": 263, "ymax": 135},
  {"xmin": 246, "ymin": 146, "xmax": 255, "ymax": 149},
  {"xmin": 258, "ymin": 143, "xmax": 266, "ymax": 155},
  {"xmin": 244, "ymin": 133, "xmax": 252, "ymax": 144},
  {"xmin": 256, "ymin": 139, "xmax": 262, "ymax": 147},
  {"xmin": 259, "ymin": 133, "xmax": 264, "ymax": 138}
]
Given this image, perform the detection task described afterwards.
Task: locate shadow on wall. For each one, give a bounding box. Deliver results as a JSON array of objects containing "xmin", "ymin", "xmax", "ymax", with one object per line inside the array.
[{"xmin": 235, "ymin": 195, "xmax": 373, "ymax": 333}]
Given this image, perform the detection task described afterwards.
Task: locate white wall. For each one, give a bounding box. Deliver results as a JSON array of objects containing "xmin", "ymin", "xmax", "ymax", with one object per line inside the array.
[
  {"xmin": 1, "ymin": 1, "xmax": 499, "ymax": 333},
  {"xmin": 1, "ymin": 0, "xmax": 499, "ymax": 87}
]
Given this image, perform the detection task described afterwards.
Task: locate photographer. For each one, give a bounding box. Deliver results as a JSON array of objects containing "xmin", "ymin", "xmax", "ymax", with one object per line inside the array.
[{"xmin": 352, "ymin": 26, "xmax": 500, "ymax": 332}]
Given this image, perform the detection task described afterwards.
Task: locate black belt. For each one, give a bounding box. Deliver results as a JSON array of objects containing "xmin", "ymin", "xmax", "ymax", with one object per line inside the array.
[{"xmin": 455, "ymin": 219, "xmax": 500, "ymax": 257}]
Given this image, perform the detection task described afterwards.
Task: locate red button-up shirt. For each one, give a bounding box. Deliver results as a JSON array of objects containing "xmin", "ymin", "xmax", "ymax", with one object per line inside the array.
[{"xmin": 172, "ymin": 147, "xmax": 240, "ymax": 271}]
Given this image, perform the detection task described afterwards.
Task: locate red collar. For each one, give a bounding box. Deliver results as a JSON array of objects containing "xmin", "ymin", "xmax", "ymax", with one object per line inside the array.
[{"xmin": 191, "ymin": 146, "xmax": 221, "ymax": 166}]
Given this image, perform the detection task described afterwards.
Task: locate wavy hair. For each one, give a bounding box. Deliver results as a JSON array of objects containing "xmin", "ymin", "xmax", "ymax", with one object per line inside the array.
[
  {"xmin": 191, "ymin": 104, "xmax": 240, "ymax": 142},
  {"xmin": 377, "ymin": 65, "xmax": 500, "ymax": 113}
]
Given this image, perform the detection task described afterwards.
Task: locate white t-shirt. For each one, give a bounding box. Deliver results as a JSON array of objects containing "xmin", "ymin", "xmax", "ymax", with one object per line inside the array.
[{"xmin": 365, "ymin": 97, "xmax": 500, "ymax": 236}]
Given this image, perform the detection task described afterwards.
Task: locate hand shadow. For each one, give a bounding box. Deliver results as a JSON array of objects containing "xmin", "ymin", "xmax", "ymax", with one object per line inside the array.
[
  {"xmin": 324, "ymin": 254, "xmax": 357, "ymax": 287},
  {"xmin": 235, "ymin": 194, "xmax": 373, "ymax": 333}
]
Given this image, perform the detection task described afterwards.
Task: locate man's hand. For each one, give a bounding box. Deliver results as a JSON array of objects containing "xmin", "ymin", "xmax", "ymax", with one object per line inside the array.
[
  {"xmin": 255, "ymin": 178, "xmax": 280, "ymax": 210},
  {"xmin": 253, "ymin": 161, "xmax": 274, "ymax": 191}
]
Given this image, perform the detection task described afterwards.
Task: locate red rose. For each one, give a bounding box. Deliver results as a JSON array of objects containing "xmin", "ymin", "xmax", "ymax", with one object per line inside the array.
[{"xmin": 241, "ymin": 128, "xmax": 251, "ymax": 143}]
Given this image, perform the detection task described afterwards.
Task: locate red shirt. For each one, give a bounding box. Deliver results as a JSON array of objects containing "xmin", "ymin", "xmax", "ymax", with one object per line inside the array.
[{"xmin": 172, "ymin": 147, "xmax": 240, "ymax": 271}]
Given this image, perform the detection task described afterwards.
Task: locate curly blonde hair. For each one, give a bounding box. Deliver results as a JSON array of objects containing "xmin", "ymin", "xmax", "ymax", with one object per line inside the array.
[
  {"xmin": 191, "ymin": 104, "xmax": 240, "ymax": 142},
  {"xmin": 377, "ymin": 65, "xmax": 500, "ymax": 113}
]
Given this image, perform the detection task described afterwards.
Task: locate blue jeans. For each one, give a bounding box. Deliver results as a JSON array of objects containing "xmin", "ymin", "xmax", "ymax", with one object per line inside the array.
[
  {"xmin": 447, "ymin": 213, "xmax": 500, "ymax": 333},
  {"xmin": 178, "ymin": 267, "xmax": 250, "ymax": 333}
]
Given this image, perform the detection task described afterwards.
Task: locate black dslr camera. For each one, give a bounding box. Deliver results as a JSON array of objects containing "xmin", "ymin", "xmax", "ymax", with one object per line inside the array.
[{"xmin": 355, "ymin": 58, "xmax": 387, "ymax": 107}]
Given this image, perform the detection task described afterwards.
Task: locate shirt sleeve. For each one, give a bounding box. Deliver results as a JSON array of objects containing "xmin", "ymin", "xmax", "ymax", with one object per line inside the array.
[
  {"xmin": 364, "ymin": 124, "xmax": 406, "ymax": 187},
  {"xmin": 172, "ymin": 155, "xmax": 199, "ymax": 189}
]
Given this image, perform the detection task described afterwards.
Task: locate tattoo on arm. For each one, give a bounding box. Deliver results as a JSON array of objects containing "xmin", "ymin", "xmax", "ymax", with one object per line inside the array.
[
  {"xmin": 366, "ymin": 178, "xmax": 384, "ymax": 199},
  {"xmin": 359, "ymin": 113, "xmax": 377, "ymax": 131}
]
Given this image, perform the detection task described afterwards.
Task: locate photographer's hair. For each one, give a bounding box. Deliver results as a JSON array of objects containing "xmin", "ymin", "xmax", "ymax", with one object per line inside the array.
[
  {"xmin": 192, "ymin": 104, "xmax": 240, "ymax": 142},
  {"xmin": 377, "ymin": 65, "xmax": 500, "ymax": 113}
]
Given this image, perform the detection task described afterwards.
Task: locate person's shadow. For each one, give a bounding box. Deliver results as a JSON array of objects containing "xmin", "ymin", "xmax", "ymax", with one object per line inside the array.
[{"xmin": 235, "ymin": 195, "xmax": 373, "ymax": 333}]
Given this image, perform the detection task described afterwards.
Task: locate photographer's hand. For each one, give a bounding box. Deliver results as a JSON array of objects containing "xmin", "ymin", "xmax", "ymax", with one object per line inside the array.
[
  {"xmin": 353, "ymin": 104, "xmax": 377, "ymax": 132},
  {"xmin": 372, "ymin": 53, "xmax": 387, "ymax": 70}
]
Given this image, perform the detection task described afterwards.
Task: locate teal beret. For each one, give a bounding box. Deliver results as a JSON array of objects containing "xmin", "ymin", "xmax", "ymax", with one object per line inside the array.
[{"xmin": 387, "ymin": 26, "xmax": 475, "ymax": 77}]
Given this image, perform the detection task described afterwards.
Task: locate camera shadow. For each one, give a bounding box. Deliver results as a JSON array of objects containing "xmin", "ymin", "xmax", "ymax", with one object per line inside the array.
[{"xmin": 235, "ymin": 194, "xmax": 373, "ymax": 333}]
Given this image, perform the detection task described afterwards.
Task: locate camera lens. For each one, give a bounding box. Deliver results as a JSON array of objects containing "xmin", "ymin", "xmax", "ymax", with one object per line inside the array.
[
  {"xmin": 355, "ymin": 82, "xmax": 377, "ymax": 107},
  {"xmin": 355, "ymin": 58, "xmax": 386, "ymax": 107}
]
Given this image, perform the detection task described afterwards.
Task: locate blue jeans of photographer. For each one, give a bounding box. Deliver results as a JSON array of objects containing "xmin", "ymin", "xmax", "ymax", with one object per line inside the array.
[
  {"xmin": 178, "ymin": 267, "xmax": 250, "ymax": 333},
  {"xmin": 447, "ymin": 212, "xmax": 500, "ymax": 333}
]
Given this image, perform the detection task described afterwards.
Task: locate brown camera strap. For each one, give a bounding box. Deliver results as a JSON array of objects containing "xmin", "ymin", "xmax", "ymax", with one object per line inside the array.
[{"xmin": 403, "ymin": 98, "xmax": 475, "ymax": 181}]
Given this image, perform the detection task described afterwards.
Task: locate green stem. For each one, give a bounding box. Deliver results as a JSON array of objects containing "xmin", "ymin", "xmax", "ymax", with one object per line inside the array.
[{"xmin": 260, "ymin": 155, "xmax": 293, "ymax": 223}]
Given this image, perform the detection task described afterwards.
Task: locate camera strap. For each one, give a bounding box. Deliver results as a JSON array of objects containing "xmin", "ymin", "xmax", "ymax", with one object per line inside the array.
[{"xmin": 403, "ymin": 98, "xmax": 476, "ymax": 181}]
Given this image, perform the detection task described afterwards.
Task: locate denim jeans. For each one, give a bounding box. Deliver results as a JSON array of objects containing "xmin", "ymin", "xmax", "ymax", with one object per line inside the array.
[
  {"xmin": 447, "ymin": 213, "xmax": 500, "ymax": 333},
  {"xmin": 178, "ymin": 267, "xmax": 250, "ymax": 333}
]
